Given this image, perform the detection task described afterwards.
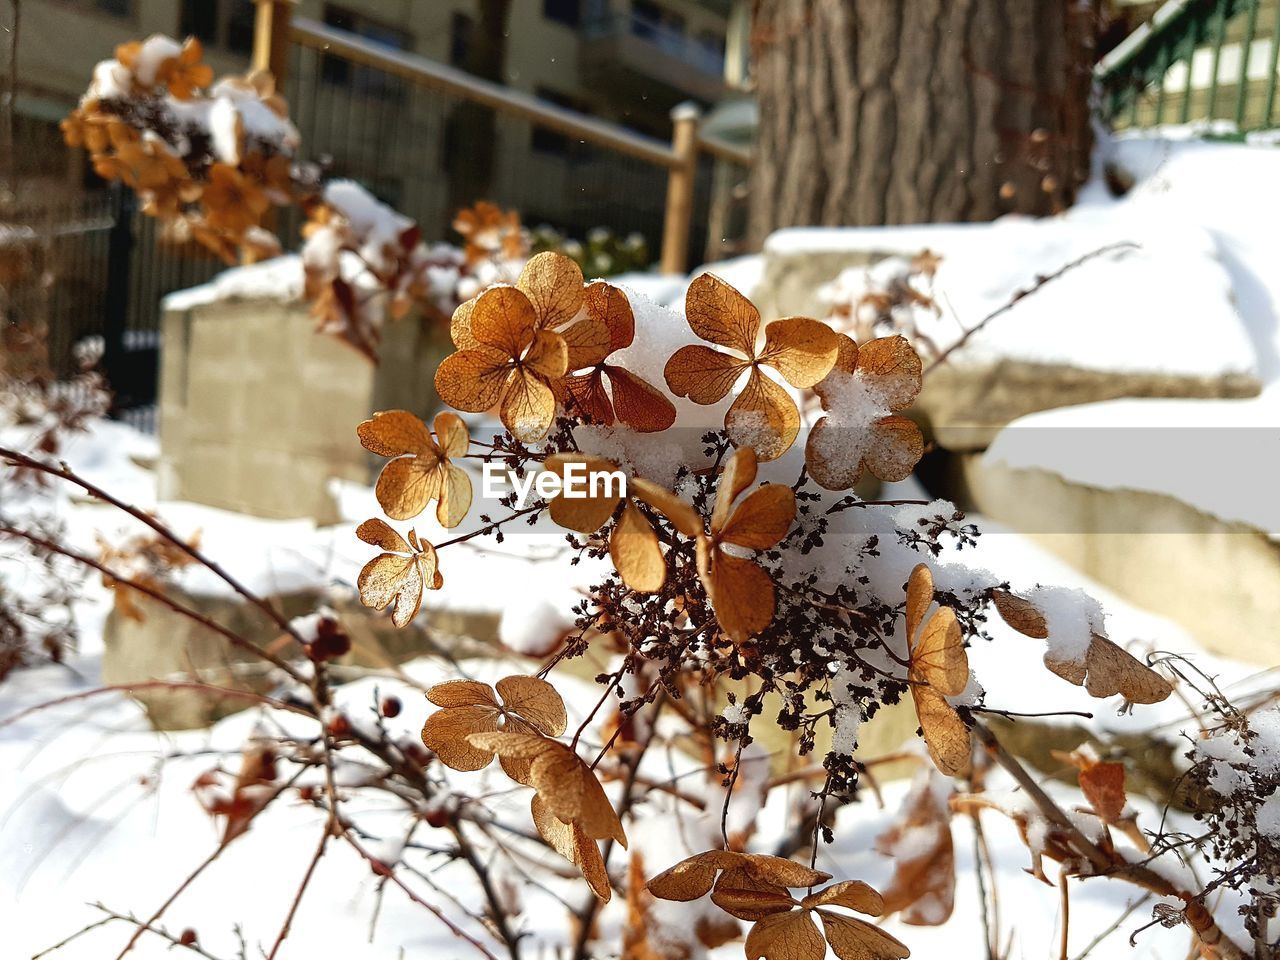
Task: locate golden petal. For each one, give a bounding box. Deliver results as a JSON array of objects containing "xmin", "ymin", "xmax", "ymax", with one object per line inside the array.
[
  {"xmin": 631, "ymin": 478, "xmax": 703, "ymax": 539},
  {"xmin": 610, "ymin": 500, "xmax": 665, "ymax": 592},
  {"xmin": 685, "ymin": 272, "xmax": 761, "ymax": 356},
  {"xmin": 357, "ymin": 410, "xmax": 435, "ymax": 458},
  {"xmin": 495, "ymin": 675, "xmax": 568, "ymax": 737},
  {"xmin": 913, "ymin": 607, "xmax": 968, "ymax": 696},
  {"xmin": 856, "ymin": 336, "xmax": 923, "ymax": 410},
  {"xmin": 745, "ymin": 909, "xmax": 826, "ymax": 960},
  {"xmin": 421, "ymin": 705, "xmax": 501, "ymax": 771},
  {"xmin": 560, "ymin": 316, "xmax": 612, "ymax": 370},
  {"xmin": 912, "ymin": 684, "xmax": 971, "ymax": 777},
  {"xmin": 710, "ymin": 446, "xmax": 758, "ymax": 536},
  {"xmin": 426, "ymin": 679, "xmax": 499, "ymax": 708},
  {"xmin": 532, "ymin": 796, "xmax": 612, "ymax": 902},
  {"xmin": 523, "ymin": 329, "xmax": 570, "ymax": 381},
  {"xmin": 562, "ymin": 370, "xmax": 616, "ymax": 426},
  {"xmin": 471, "ymin": 285, "xmax": 538, "ymax": 358},
  {"xmin": 544, "ymin": 454, "xmax": 623, "ymax": 532},
  {"xmin": 800, "ymin": 881, "xmax": 885, "ymax": 917},
  {"xmin": 434, "ymin": 347, "xmax": 511, "ymax": 413},
  {"xmin": 804, "ymin": 416, "xmax": 864, "ymax": 492},
  {"xmin": 905, "ymin": 564, "xmax": 934, "ymax": 646},
  {"xmin": 584, "ymin": 281, "xmax": 635, "ymax": 352},
  {"xmin": 817, "ymin": 911, "xmax": 912, "ymax": 960},
  {"xmin": 435, "ymin": 462, "xmax": 473, "ymax": 529},
  {"xmin": 604, "ymin": 367, "xmax": 677, "ymax": 433},
  {"xmin": 433, "ymin": 411, "xmax": 470, "ymax": 460},
  {"xmin": 725, "ymin": 368, "xmax": 800, "ymax": 462},
  {"xmin": 663, "ymin": 345, "xmax": 748, "ymax": 404},
  {"xmin": 758, "ymin": 317, "xmax": 841, "ymax": 388},
  {"xmin": 376, "ymin": 456, "xmax": 443, "ymax": 522},
  {"xmin": 357, "ymin": 553, "xmax": 423, "ymax": 628},
  {"xmin": 717, "ymin": 484, "xmax": 796, "ymax": 551},
  {"xmin": 500, "ymin": 368, "xmax": 558, "ymax": 442},
  {"xmin": 451, "ymin": 296, "xmax": 481, "ymax": 350},
  {"xmin": 697, "ymin": 541, "xmax": 776, "ymax": 643},
  {"xmin": 864, "ymin": 416, "xmax": 924, "ymax": 482},
  {"xmin": 518, "ymin": 251, "xmax": 585, "ymax": 329},
  {"xmin": 356, "ymin": 518, "xmax": 410, "ymax": 554}
]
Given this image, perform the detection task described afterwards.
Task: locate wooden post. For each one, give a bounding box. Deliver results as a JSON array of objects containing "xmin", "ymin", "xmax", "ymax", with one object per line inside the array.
[
  {"xmin": 660, "ymin": 102, "xmax": 701, "ymax": 275},
  {"xmin": 252, "ymin": 0, "xmax": 294, "ymax": 83}
]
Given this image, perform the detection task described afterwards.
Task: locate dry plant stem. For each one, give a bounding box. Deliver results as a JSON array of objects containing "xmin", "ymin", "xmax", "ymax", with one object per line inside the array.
[
  {"xmin": 0, "ymin": 524, "xmax": 307, "ymax": 684},
  {"xmin": 924, "ymin": 242, "xmax": 1140, "ymax": 375},
  {"xmin": 0, "ymin": 448, "xmax": 309, "ymax": 649},
  {"xmin": 343, "ymin": 832, "xmax": 504, "ymax": 960},
  {"xmin": 2, "ymin": 0, "xmax": 18, "ymax": 201},
  {"xmin": 265, "ymin": 828, "xmax": 331, "ymax": 960},
  {"xmin": 1059, "ymin": 868, "xmax": 1071, "ymax": 960},
  {"xmin": 113, "ymin": 843, "xmax": 226, "ymax": 959},
  {"xmin": 972, "ymin": 720, "xmax": 1249, "ymax": 960},
  {"xmin": 1069, "ymin": 894, "xmax": 1152, "ymax": 960},
  {"xmin": 0, "ymin": 680, "xmax": 311, "ymax": 730}
]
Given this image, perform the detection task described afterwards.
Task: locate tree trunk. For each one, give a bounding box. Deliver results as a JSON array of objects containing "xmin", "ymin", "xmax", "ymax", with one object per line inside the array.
[{"xmin": 747, "ymin": 0, "xmax": 1098, "ymax": 246}]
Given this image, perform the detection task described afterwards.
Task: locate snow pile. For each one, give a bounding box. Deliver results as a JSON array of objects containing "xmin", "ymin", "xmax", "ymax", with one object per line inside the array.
[{"xmin": 772, "ymin": 214, "xmax": 1256, "ymax": 380}]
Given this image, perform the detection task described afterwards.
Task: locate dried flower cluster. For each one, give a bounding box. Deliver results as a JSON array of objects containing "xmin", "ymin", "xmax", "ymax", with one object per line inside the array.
[
  {"xmin": 61, "ymin": 35, "xmax": 306, "ymax": 263},
  {"xmin": 345, "ymin": 252, "xmax": 1196, "ymax": 957}
]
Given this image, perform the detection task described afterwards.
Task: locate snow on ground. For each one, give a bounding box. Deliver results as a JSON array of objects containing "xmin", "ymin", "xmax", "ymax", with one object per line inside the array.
[
  {"xmin": 981, "ymin": 130, "xmax": 1280, "ymax": 535},
  {"xmin": 1, "ymin": 423, "xmax": 1268, "ymax": 959}
]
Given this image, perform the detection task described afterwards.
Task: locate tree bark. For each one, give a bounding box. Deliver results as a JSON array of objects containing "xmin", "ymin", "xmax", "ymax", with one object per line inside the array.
[{"xmin": 747, "ymin": 0, "xmax": 1098, "ymax": 245}]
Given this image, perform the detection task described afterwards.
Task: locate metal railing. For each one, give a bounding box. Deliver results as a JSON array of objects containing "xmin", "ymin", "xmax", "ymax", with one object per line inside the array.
[
  {"xmin": 1097, "ymin": 0, "xmax": 1280, "ymax": 133},
  {"xmin": 260, "ymin": 1, "xmax": 750, "ymax": 273}
]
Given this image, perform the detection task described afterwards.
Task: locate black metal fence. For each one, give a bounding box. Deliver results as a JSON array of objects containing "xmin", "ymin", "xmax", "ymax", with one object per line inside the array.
[{"xmin": 284, "ymin": 42, "xmax": 715, "ymax": 263}]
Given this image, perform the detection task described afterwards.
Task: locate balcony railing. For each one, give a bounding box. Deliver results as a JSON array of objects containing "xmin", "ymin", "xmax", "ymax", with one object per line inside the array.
[{"xmin": 583, "ymin": 12, "xmax": 726, "ymax": 78}]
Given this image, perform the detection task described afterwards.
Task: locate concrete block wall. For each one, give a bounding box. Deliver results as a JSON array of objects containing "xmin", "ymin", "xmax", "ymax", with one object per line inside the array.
[{"xmin": 158, "ymin": 295, "xmax": 449, "ymax": 523}]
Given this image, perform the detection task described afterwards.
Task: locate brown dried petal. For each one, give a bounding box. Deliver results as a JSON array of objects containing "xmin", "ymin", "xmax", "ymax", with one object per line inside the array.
[
  {"xmin": 495, "ymin": 675, "xmax": 568, "ymax": 737},
  {"xmin": 745, "ymin": 910, "xmax": 826, "ymax": 960},
  {"xmin": 864, "ymin": 416, "xmax": 924, "ymax": 482},
  {"xmin": 603, "ymin": 366, "xmax": 677, "ymax": 433},
  {"xmin": 427, "ymin": 679, "xmax": 499, "ymax": 708},
  {"xmin": 912, "ymin": 684, "xmax": 971, "ymax": 778},
  {"xmin": 422, "ymin": 704, "xmax": 501, "ymax": 771},
  {"xmin": 532, "ymin": 796, "xmax": 611, "ymax": 901},
  {"xmin": 711, "ymin": 446, "xmax": 758, "ymax": 536},
  {"xmin": 663, "ymin": 345, "xmax": 748, "ymax": 404},
  {"xmin": 758, "ymin": 317, "xmax": 840, "ymax": 388},
  {"xmin": 357, "ymin": 410, "xmax": 434, "ymax": 458},
  {"xmin": 697, "ymin": 538, "xmax": 776, "ymax": 644},
  {"xmin": 610, "ymin": 500, "xmax": 665, "ymax": 592},
  {"xmin": 726, "ymin": 367, "xmax": 800, "ymax": 462},
  {"xmin": 685, "ymin": 272, "xmax": 761, "ymax": 356},
  {"xmin": 435, "ymin": 347, "xmax": 511, "ymax": 413},
  {"xmin": 801, "ymin": 881, "xmax": 885, "ymax": 917},
  {"xmin": 471, "ymin": 285, "xmax": 537, "ymax": 358},
  {"xmin": 817, "ymin": 911, "xmax": 912, "ymax": 960},
  {"xmin": 717, "ymin": 484, "xmax": 795, "ymax": 551},
  {"xmin": 356, "ymin": 518, "xmax": 410, "ymax": 554},
  {"xmin": 991, "ymin": 590, "xmax": 1050, "ymax": 639},
  {"xmin": 856, "ymin": 336, "xmax": 923, "ymax": 410},
  {"xmin": 518, "ymin": 251, "xmax": 584, "ymax": 329}
]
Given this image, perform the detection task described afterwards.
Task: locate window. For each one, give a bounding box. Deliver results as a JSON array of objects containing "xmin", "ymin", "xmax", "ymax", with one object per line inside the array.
[
  {"xmin": 320, "ymin": 6, "xmax": 413, "ymax": 98},
  {"xmin": 543, "ymin": 0, "xmax": 581, "ymax": 28},
  {"xmin": 93, "ymin": 0, "xmax": 132, "ymax": 16},
  {"xmin": 450, "ymin": 12, "xmax": 474, "ymax": 68}
]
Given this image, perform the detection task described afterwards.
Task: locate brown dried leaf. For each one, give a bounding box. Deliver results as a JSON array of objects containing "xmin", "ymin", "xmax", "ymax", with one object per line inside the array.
[
  {"xmin": 711, "ymin": 446, "xmax": 758, "ymax": 535},
  {"xmin": 991, "ymin": 590, "xmax": 1049, "ymax": 639},
  {"xmin": 422, "ymin": 704, "xmax": 501, "ymax": 770},
  {"xmin": 427, "ymin": 679, "xmax": 499, "ymax": 708},
  {"xmin": 1078, "ymin": 760, "xmax": 1128, "ymax": 824},
  {"xmin": 717, "ymin": 484, "xmax": 796, "ymax": 551},
  {"xmin": 604, "ymin": 366, "xmax": 677, "ymax": 433},
  {"xmin": 1047, "ymin": 634, "xmax": 1173, "ymax": 705},
  {"xmin": 801, "ymin": 881, "xmax": 885, "ymax": 917},
  {"xmin": 357, "ymin": 410, "xmax": 433, "ymax": 458},
  {"xmin": 356, "ymin": 518, "xmax": 409, "ymax": 554},
  {"xmin": 912, "ymin": 606, "xmax": 967, "ymax": 697}
]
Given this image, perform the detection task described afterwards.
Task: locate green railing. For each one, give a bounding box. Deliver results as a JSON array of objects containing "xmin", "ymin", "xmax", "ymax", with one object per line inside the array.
[{"xmin": 1097, "ymin": 0, "xmax": 1280, "ymax": 133}]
